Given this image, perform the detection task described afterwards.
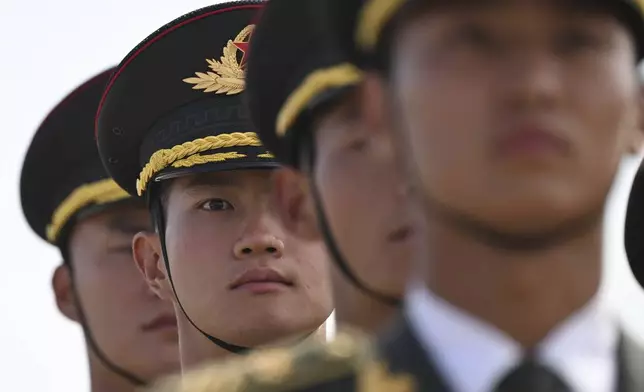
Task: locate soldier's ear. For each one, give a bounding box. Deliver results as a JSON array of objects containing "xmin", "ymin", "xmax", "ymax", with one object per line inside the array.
[
  {"xmin": 132, "ymin": 231, "xmax": 173, "ymax": 301},
  {"xmin": 272, "ymin": 167, "xmax": 321, "ymax": 241},
  {"xmin": 52, "ymin": 263, "xmax": 80, "ymax": 322}
]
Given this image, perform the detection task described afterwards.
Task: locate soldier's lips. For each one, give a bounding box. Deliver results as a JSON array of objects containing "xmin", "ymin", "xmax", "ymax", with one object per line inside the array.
[
  {"xmin": 493, "ymin": 122, "xmax": 570, "ymax": 158},
  {"xmin": 141, "ymin": 314, "xmax": 177, "ymax": 332},
  {"xmin": 229, "ymin": 267, "xmax": 294, "ymax": 294},
  {"xmin": 387, "ymin": 225, "xmax": 413, "ymax": 243}
]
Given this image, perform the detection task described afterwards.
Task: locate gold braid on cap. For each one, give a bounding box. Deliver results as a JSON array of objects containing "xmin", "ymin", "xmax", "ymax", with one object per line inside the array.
[
  {"xmin": 276, "ymin": 63, "xmax": 363, "ymax": 137},
  {"xmin": 355, "ymin": 0, "xmax": 406, "ymax": 51},
  {"xmin": 46, "ymin": 179, "xmax": 130, "ymax": 243},
  {"xmin": 136, "ymin": 132, "xmax": 269, "ymax": 196}
]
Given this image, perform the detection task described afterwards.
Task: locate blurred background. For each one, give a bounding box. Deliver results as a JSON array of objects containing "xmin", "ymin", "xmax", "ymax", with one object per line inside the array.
[{"xmin": 0, "ymin": 0, "xmax": 643, "ymax": 390}]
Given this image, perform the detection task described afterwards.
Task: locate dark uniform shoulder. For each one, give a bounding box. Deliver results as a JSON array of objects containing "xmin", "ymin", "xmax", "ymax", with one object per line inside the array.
[{"xmin": 148, "ymin": 329, "xmax": 386, "ymax": 392}]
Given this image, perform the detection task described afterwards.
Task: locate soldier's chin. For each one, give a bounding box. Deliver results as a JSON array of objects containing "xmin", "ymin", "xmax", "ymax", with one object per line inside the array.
[{"xmin": 435, "ymin": 206, "xmax": 602, "ymax": 253}]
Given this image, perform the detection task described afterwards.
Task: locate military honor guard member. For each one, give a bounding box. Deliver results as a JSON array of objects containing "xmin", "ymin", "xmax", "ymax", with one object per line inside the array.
[
  {"xmin": 352, "ymin": 0, "xmax": 644, "ymax": 391},
  {"xmin": 20, "ymin": 69, "xmax": 179, "ymax": 392},
  {"xmin": 148, "ymin": 0, "xmax": 644, "ymax": 391},
  {"xmin": 145, "ymin": 0, "xmax": 416, "ymax": 388},
  {"xmin": 246, "ymin": 0, "xmax": 415, "ymax": 334},
  {"xmin": 150, "ymin": 0, "xmax": 417, "ymax": 387},
  {"xmin": 95, "ymin": 1, "xmax": 334, "ymax": 372}
]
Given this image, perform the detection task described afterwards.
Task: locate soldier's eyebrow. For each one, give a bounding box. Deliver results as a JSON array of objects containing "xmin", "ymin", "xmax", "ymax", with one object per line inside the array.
[
  {"xmin": 107, "ymin": 217, "xmax": 150, "ymax": 235},
  {"xmin": 184, "ymin": 173, "xmax": 243, "ymax": 189}
]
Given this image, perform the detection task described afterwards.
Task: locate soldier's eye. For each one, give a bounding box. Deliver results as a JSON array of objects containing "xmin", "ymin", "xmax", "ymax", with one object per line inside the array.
[
  {"xmin": 554, "ymin": 27, "xmax": 604, "ymax": 55},
  {"xmin": 199, "ymin": 199, "xmax": 234, "ymax": 211},
  {"xmin": 346, "ymin": 138, "xmax": 368, "ymax": 152},
  {"xmin": 452, "ymin": 24, "xmax": 501, "ymax": 54}
]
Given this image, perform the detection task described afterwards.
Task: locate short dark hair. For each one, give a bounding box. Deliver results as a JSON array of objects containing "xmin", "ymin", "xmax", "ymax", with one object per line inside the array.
[
  {"xmin": 58, "ymin": 232, "xmax": 73, "ymax": 267},
  {"xmin": 147, "ymin": 181, "xmax": 172, "ymax": 234}
]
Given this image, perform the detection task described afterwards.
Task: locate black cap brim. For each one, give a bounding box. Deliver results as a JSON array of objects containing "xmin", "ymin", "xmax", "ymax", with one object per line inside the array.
[
  {"xmin": 625, "ymin": 160, "xmax": 644, "ymax": 287},
  {"xmin": 20, "ymin": 68, "xmax": 127, "ymax": 244},
  {"xmin": 96, "ymin": 2, "xmax": 276, "ymax": 197}
]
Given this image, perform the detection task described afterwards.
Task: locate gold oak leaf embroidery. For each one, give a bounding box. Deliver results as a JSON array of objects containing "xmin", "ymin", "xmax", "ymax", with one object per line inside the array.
[
  {"xmin": 183, "ymin": 25, "xmax": 254, "ymax": 95},
  {"xmin": 324, "ymin": 332, "xmax": 360, "ymax": 360},
  {"xmin": 151, "ymin": 365, "xmax": 246, "ymax": 392},
  {"xmin": 358, "ymin": 362, "xmax": 415, "ymax": 392},
  {"xmin": 246, "ymin": 348, "xmax": 295, "ymax": 384}
]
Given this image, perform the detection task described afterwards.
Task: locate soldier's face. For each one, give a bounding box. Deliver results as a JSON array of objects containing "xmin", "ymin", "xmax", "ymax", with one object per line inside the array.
[
  {"xmin": 147, "ymin": 170, "xmax": 332, "ymax": 347},
  {"xmin": 273, "ymin": 95, "xmax": 417, "ymax": 329},
  {"xmin": 311, "ymin": 98, "xmax": 415, "ymax": 302},
  {"xmin": 53, "ymin": 202, "xmax": 179, "ymax": 380},
  {"xmin": 381, "ymin": 1, "xmax": 640, "ymax": 246}
]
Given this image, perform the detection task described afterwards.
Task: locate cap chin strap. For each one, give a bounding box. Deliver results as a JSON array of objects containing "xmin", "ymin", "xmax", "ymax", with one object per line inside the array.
[
  {"xmin": 310, "ymin": 184, "xmax": 401, "ymax": 307},
  {"xmin": 302, "ymin": 133, "xmax": 401, "ymax": 307},
  {"xmin": 68, "ymin": 269, "xmax": 147, "ymax": 386},
  {"xmin": 150, "ymin": 197, "xmax": 249, "ymax": 354}
]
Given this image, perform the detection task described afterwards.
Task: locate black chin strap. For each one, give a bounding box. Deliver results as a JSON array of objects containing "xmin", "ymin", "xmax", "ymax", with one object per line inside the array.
[
  {"xmin": 302, "ymin": 133, "xmax": 401, "ymax": 307},
  {"xmin": 309, "ymin": 182, "xmax": 401, "ymax": 307},
  {"xmin": 150, "ymin": 197, "xmax": 249, "ymax": 354},
  {"xmin": 68, "ymin": 269, "xmax": 147, "ymax": 386}
]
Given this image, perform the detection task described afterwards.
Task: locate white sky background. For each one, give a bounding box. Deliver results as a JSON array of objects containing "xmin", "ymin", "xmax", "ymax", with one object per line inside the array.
[{"xmin": 1, "ymin": 1, "xmax": 644, "ymax": 391}]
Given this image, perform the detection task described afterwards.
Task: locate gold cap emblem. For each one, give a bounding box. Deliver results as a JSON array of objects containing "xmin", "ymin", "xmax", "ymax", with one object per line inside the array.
[{"xmin": 183, "ymin": 25, "xmax": 254, "ymax": 95}]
